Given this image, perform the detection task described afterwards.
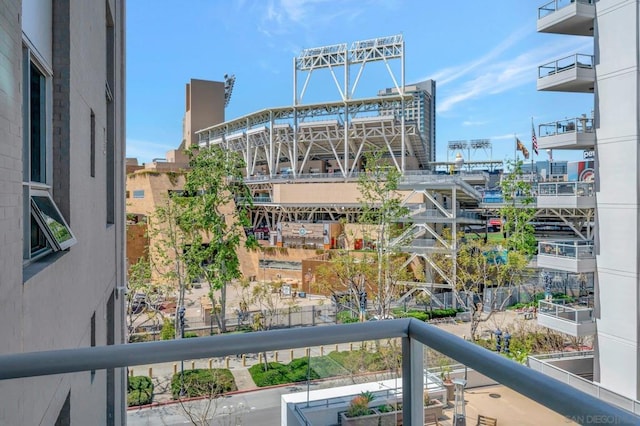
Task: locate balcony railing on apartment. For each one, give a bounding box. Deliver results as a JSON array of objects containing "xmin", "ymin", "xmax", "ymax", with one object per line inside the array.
[
  {"xmin": 529, "ymin": 351, "xmax": 640, "ymax": 416},
  {"xmin": 538, "ymin": 0, "xmax": 594, "ymax": 19},
  {"xmin": 539, "ymin": 299, "xmax": 594, "ymax": 323},
  {"xmin": 538, "ymin": 182, "xmax": 594, "ymax": 196},
  {"xmin": 539, "ymin": 116, "xmax": 594, "ymax": 137},
  {"xmin": 1, "ymin": 319, "xmax": 638, "ymax": 425},
  {"xmin": 539, "ymin": 240, "xmax": 594, "ymax": 259},
  {"xmin": 538, "ymin": 54, "xmax": 594, "ymax": 79}
]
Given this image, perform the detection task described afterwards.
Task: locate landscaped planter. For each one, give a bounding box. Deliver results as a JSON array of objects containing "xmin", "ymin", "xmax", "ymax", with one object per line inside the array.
[
  {"xmin": 340, "ymin": 410, "xmax": 383, "ymax": 426},
  {"xmin": 340, "ymin": 400, "xmax": 445, "ymax": 426},
  {"xmin": 382, "ymin": 400, "xmax": 446, "ymax": 425},
  {"xmin": 423, "ymin": 399, "xmax": 445, "ymax": 419}
]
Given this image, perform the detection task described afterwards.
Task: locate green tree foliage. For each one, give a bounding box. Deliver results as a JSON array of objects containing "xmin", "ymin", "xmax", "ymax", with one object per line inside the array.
[
  {"xmin": 151, "ymin": 146, "xmax": 258, "ymax": 335},
  {"xmin": 500, "ymin": 159, "xmax": 537, "ymax": 256},
  {"xmin": 357, "ymin": 151, "xmax": 411, "ymax": 319},
  {"xmin": 127, "ymin": 376, "xmax": 154, "ymax": 407},
  {"xmin": 175, "ymin": 146, "xmax": 258, "ymax": 333}
]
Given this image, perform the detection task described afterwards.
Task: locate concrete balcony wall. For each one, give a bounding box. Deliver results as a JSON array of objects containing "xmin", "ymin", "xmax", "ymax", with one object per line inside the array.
[
  {"xmin": 537, "ymin": 301, "xmax": 596, "ymax": 337},
  {"xmin": 537, "ymin": 54, "xmax": 595, "ymax": 92},
  {"xmin": 538, "ymin": 241, "xmax": 596, "ymax": 273},
  {"xmin": 537, "ymin": 182, "xmax": 596, "ymax": 208},
  {"xmin": 537, "ymin": 253, "xmax": 596, "ymax": 273},
  {"xmin": 537, "ymin": 0, "xmax": 596, "ymax": 36},
  {"xmin": 537, "ymin": 131, "xmax": 596, "ymax": 150}
]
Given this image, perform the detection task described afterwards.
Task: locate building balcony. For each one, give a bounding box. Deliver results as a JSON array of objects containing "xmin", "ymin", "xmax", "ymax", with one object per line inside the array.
[
  {"xmin": 537, "ymin": 54, "xmax": 595, "ymax": 92},
  {"xmin": 538, "ymin": 0, "xmax": 596, "ymax": 36},
  {"xmin": 537, "ymin": 240, "xmax": 596, "ymax": 273},
  {"xmin": 537, "ymin": 182, "xmax": 595, "ymax": 208},
  {"xmin": 538, "ymin": 300, "xmax": 596, "ymax": 337},
  {"xmin": 538, "ymin": 116, "xmax": 596, "ymax": 149},
  {"xmin": 1, "ymin": 319, "xmax": 637, "ymax": 425}
]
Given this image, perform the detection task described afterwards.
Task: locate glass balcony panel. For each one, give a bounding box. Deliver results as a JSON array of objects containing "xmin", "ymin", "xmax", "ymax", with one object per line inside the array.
[
  {"xmin": 537, "ymin": 241, "xmax": 596, "ymax": 273},
  {"xmin": 538, "ymin": 300, "xmax": 595, "ymax": 337},
  {"xmin": 537, "ymin": 54, "xmax": 595, "ymax": 92}
]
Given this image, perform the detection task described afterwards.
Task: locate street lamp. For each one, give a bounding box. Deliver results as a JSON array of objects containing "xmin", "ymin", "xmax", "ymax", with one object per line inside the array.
[{"xmin": 178, "ymin": 306, "xmax": 186, "ymax": 397}]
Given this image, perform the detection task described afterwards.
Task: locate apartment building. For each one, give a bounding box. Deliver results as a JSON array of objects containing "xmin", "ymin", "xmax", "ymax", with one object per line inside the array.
[
  {"xmin": 379, "ymin": 79, "xmax": 437, "ymax": 164},
  {"xmin": 0, "ymin": 0, "xmax": 126, "ymax": 424},
  {"xmin": 534, "ymin": 0, "xmax": 640, "ymax": 402}
]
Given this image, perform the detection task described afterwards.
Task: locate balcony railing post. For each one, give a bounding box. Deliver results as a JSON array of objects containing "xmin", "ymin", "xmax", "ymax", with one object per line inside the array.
[{"xmin": 402, "ymin": 336, "xmax": 423, "ymax": 426}]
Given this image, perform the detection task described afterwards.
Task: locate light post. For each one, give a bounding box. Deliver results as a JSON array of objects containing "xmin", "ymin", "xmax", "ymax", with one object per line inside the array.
[{"xmin": 178, "ymin": 306, "xmax": 186, "ymax": 397}]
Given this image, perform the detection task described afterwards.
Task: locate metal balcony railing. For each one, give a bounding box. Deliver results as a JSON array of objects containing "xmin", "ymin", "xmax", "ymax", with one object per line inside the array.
[
  {"xmin": 539, "ymin": 116, "xmax": 595, "ymax": 137},
  {"xmin": 0, "ymin": 319, "xmax": 637, "ymax": 425},
  {"xmin": 538, "ymin": 0, "xmax": 594, "ymax": 19},
  {"xmin": 539, "ymin": 300, "xmax": 594, "ymax": 324},
  {"xmin": 538, "ymin": 240, "xmax": 595, "ymax": 259},
  {"xmin": 538, "ymin": 54, "xmax": 595, "ymax": 78},
  {"xmin": 538, "ymin": 182, "xmax": 595, "ymax": 196}
]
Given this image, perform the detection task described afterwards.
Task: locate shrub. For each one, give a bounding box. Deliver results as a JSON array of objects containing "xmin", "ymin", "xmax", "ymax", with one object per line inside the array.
[
  {"xmin": 346, "ymin": 392, "xmax": 375, "ymax": 417},
  {"xmin": 160, "ymin": 318, "xmax": 175, "ymax": 340},
  {"xmin": 127, "ymin": 376, "xmax": 153, "ymax": 406},
  {"xmin": 337, "ymin": 310, "xmax": 359, "ymax": 324},
  {"xmin": 248, "ymin": 360, "xmax": 320, "ymax": 387},
  {"xmin": 171, "ymin": 368, "xmax": 237, "ymax": 399},
  {"xmin": 183, "ymin": 331, "xmax": 198, "ymax": 338}
]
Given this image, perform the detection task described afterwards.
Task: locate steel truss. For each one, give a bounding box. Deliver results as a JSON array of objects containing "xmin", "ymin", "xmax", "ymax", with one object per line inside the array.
[
  {"xmin": 196, "ymin": 35, "xmax": 423, "ymax": 179},
  {"xmin": 388, "ymin": 178, "xmax": 486, "ymax": 309},
  {"xmin": 249, "ymin": 203, "xmax": 362, "ymax": 230}
]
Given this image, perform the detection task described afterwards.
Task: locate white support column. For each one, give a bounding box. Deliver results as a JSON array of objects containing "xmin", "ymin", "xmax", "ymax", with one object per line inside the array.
[
  {"xmin": 402, "ymin": 336, "xmax": 424, "ymax": 426},
  {"xmin": 401, "ymin": 38, "xmax": 406, "ymax": 173},
  {"xmin": 269, "ymin": 112, "xmax": 274, "ymax": 178}
]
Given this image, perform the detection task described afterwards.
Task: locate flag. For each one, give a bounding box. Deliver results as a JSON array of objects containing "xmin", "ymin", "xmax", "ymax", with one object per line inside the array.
[
  {"xmin": 516, "ymin": 137, "xmax": 529, "ymax": 159},
  {"xmin": 532, "ymin": 122, "xmax": 538, "ymax": 156}
]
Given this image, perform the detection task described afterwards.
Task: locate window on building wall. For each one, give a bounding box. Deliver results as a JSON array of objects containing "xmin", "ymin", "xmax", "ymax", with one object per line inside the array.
[
  {"xmin": 22, "ymin": 46, "xmax": 77, "ymax": 262},
  {"xmin": 132, "ymin": 190, "xmax": 145, "ymax": 199}
]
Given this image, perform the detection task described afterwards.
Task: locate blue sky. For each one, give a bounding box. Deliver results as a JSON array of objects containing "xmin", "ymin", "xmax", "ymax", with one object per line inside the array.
[{"xmin": 127, "ymin": 0, "xmax": 593, "ymax": 165}]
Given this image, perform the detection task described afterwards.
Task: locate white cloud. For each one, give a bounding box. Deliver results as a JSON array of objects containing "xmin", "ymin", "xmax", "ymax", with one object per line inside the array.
[
  {"xmin": 425, "ymin": 25, "xmax": 531, "ymax": 87},
  {"xmin": 462, "ymin": 120, "xmax": 488, "ymax": 127},
  {"xmin": 437, "ymin": 37, "xmax": 593, "ymax": 113},
  {"xmin": 126, "ymin": 138, "xmax": 177, "ymax": 164}
]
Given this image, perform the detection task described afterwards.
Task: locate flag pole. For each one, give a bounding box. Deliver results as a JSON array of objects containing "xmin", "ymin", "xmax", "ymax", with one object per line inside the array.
[{"xmin": 531, "ymin": 117, "xmax": 535, "ymax": 184}]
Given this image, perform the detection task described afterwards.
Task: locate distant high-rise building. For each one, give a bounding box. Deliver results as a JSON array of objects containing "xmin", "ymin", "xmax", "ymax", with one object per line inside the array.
[{"xmin": 378, "ymin": 79, "xmax": 436, "ymax": 164}]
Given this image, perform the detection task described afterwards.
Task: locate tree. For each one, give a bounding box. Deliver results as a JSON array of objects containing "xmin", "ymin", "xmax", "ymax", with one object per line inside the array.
[
  {"xmin": 500, "ymin": 159, "xmax": 537, "ymax": 256},
  {"xmin": 314, "ymin": 251, "xmax": 377, "ymax": 322},
  {"xmin": 125, "ymin": 257, "xmax": 169, "ymax": 342},
  {"xmin": 431, "ymin": 160, "xmax": 536, "ymax": 339},
  {"xmin": 357, "ymin": 151, "xmax": 410, "ymax": 319},
  {"xmin": 173, "ymin": 146, "xmax": 258, "ymax": 334},
  {"xmin": 456, "ymin": 238, "xmax": 529, "ymax": 339}
]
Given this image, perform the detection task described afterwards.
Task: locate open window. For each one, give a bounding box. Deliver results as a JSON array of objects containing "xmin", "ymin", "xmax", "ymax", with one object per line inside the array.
[{"xmin": 31, "ymin": 190, "xmax": 77, "ymax": 251}]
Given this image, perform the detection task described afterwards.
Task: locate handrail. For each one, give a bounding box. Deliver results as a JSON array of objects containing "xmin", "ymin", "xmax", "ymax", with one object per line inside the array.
[
  {"xmin": 538, "ymin": 300, "xmax": 594, "ymax": 323},
  {"xmin": 0, "ymin": 319, "xmax": 637, "ymax": 424},
  {"xmin": 538, "ymin": 116, "xmax": 595, "ymax": 137},
  {"xmin": 538, "ymin": 240, "xmax": 594, "ymax": 259},
  {"xmin": 538, "ymin": 53, "xmax": 595, "ymax": 78},
  {"xmin": 538, "ymin": 0, "xmax": 594, "ymax": 19},
  {"xmin": 538, "ymin": 182, "xmax": 594, "ymax": 196}
]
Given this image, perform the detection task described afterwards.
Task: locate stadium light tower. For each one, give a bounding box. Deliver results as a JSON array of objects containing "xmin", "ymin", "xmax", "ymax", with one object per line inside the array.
[{"xmin": 224, "ymin": 74, "xmax": 236, "ymax": 108}]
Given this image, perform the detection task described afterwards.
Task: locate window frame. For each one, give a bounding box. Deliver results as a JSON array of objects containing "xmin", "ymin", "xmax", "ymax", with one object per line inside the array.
[
  {"xmin": 22, "ymin": 43, "xmax": 77, "ymax": 263},
  {"xmin": 30, "ymin": 189, "xmax": 77, "ymax": 251}
]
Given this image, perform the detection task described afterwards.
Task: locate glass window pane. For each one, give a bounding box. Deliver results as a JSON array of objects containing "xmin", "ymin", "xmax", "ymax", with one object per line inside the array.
[
  {"xmin": 30, "ymin": 63, "xmax": 46, "ymax": 183},
  {"xmin": 30, "ymin": 213, "xmax": 49, "ymax": 255},
  {"xmin": 31, "ymin": 194, "xmax": 76, "ymax": 250}
]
